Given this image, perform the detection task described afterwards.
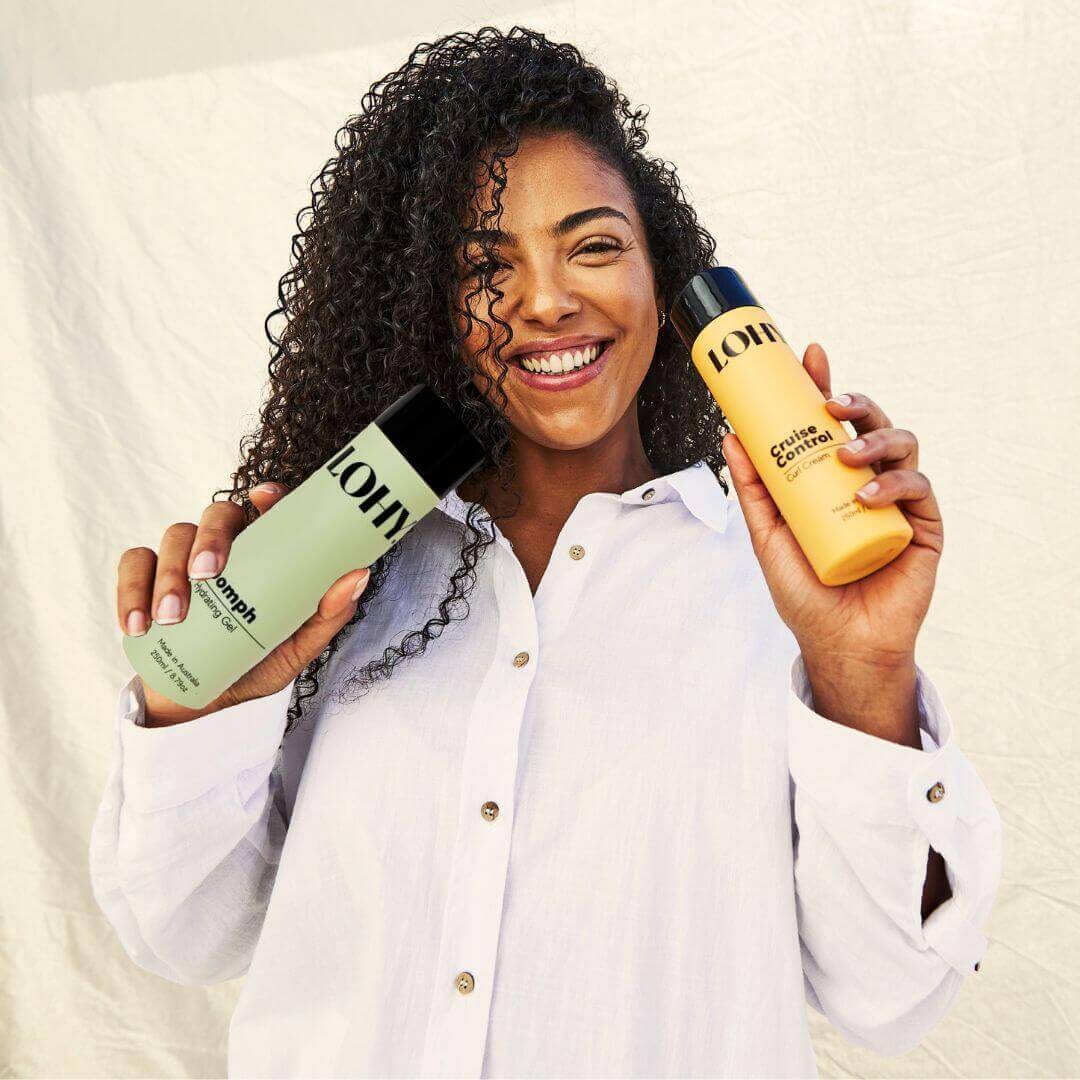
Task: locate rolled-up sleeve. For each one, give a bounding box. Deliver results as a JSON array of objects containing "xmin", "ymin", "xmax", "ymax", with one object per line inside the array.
[
  {"xmin": 787, "ymin": 651, "xmax": 1004, "ymax": 1056},
  {"xmin": 88, "ymin": 673, "xmax": 297, "ymax": 985}
]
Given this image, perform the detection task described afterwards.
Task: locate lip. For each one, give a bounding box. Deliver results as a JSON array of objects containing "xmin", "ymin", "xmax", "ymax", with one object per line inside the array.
[
  {"xmin": 508, "ymin": 339, "xmax": 615, "ymax": 392},
  {"xmin": 508, "ymin": 334, "xmax": 610, "ymax": 361}
]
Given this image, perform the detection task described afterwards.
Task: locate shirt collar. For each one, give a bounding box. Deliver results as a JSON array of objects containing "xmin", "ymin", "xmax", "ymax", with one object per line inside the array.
[{"xmin": 434, "ymin": 459, "xmax": 730, "ymax": 536}]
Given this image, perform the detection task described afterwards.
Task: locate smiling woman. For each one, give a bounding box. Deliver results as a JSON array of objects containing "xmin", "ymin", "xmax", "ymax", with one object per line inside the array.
[
  {"xmin": 450, "ymin": 127, "xmax": 718, "ymax": 591},
  {"xmin": 93, "ymin": 22, "xmax": 1003, "ymax": 1080},
  {"xmin": 179, "ymin": 21, "xmax": 723, "ymax": 695}
]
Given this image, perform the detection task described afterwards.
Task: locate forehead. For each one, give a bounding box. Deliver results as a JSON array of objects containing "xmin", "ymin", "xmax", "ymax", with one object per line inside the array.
[{"xmin": 462, "ymin": 131, "xmax": 637, "ymax": 240}]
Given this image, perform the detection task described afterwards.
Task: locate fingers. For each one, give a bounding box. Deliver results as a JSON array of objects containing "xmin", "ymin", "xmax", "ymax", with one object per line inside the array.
[
  {"xmin": 117, "ymin": 482, "xmax": 292, "ymax": 640},
  {"xmin": 824, "ymin": 390, "xmax": 894, "ymax": 435},
  {"xmin": 809, "ymin": 343, "xmax": 892, "ymax": 435},
  {"xmin": 797, "ymin": 344, "xmax": 937, "ymax": 531},
  {"xmin": 150, "ymin": 522, "xmax": 198, "ymax": 625},
  {"xmin": 186, "ymin": 500, "xmax": 247, "ymax": 579},
  {"xmin": 851, "ymin": 466, "xmax": 942, "ymax": 530},
  {"xmin": 117, "ymin": 546, "xmax": 157, "ymax": 636},
  {"xmin": 837, "ymin": 425, "xmax": 919, "ymax": 473},
  {"xmin": 247, "ymin": 482, "xmax": 290, "ymax": 517},
  {"xmin": 187, "ymin": 484, "xmax": 290, "ymax": 580}
]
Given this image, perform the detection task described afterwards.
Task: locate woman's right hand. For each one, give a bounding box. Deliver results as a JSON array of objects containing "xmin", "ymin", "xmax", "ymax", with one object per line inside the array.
[{"xmin": 116, "ymin": 483, "xmax": 372, "ymax": 727}]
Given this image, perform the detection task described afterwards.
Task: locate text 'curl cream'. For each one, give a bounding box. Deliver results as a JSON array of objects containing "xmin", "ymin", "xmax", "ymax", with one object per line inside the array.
[
  {"xmin": 123, "ymin": 384, "xmax": 487, "ymax": 709},
  {"xmin": 670, "ymin": 266, "xmax": 913, "ymax": 586}
]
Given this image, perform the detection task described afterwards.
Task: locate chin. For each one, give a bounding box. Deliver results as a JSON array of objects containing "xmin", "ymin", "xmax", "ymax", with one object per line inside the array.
[{"xmin": 523, "ymin": 415, "xmax": 616, "ymax": 452}]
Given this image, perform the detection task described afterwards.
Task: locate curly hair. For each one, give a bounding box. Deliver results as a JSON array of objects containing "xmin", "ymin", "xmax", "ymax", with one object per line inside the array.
[{"xmin": 210, "ymin": 24, "xmax": 730, "ymax": 737}]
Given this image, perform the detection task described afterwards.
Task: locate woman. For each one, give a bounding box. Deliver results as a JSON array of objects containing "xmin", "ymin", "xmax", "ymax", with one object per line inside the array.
[{"xmin": 91, "ymin": 25, "xmax": 1003, "ymax": 1078}]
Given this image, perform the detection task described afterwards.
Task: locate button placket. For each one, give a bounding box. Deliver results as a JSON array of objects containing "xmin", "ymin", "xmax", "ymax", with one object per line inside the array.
[
  {"xmin": 419, "ymin": 550, "xmax": 538, "ymax": 1079},
  {"xmin": 531, "ymin": 497, "xmax": 620, "ymax": 645}
]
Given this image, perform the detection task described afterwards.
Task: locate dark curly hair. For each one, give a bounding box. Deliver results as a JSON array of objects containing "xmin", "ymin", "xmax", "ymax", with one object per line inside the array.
[{"xmin": 210, "ymin": 24, "xmax": 730, "ymax": 737}]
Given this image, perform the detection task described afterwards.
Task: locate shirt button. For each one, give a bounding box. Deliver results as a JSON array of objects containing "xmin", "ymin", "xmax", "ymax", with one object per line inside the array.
[
  {"xmin": 481, "ymin": 800, "xmax": 499, "ymax": 821},
  {"xmin": 513, "ymin": 650, "xmax": 530, "ymax": 667},
  {"xmin": 455, "ymin": 971, "xmax": 475, "ymax": 994},
  {"xmin": 569, "ymin": 543, "xmax": 585, "ymax": 560},
  {"xmin": 641, "ymin": 487, "xmax": 656, "ymax": 501},
  {"xmin": 974, "ymin": 961, "xmax": 981, "ymax": 973},
  {"xmin": 926, "ymin": 781, "xmax": 946, "ymax": 803}
]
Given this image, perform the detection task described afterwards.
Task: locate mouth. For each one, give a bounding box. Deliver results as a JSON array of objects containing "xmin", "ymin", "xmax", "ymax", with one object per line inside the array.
[{"xmin": 507, "ymin": 339, "xmax": 615, "ymax": 391}]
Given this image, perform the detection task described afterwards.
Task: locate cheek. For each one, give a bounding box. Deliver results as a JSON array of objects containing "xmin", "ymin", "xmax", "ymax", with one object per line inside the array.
[{"xmin": 595, "ymin": 264, "xmax": 656, "ymax": 325}]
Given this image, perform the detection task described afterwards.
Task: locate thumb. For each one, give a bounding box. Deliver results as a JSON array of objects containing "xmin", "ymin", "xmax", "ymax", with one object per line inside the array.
[
  {"xmin": 722, "ymin": 432, "xmax": 783, "ymax": 551},
  {"xmin": 284, "ymin": 568, "xmax": 371, "ymax": 671}
]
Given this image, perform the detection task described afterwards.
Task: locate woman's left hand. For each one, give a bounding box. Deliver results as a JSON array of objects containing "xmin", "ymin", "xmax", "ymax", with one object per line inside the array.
[{"xmin": 721, "ymin": 342, "xmax": 944, "ymax": 670}]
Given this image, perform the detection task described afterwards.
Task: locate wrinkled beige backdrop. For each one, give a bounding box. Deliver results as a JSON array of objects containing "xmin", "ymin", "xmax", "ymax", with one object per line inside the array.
[{"xmin": 1, "ymin": 0, "xmax": 1073, "ymax": 1075}]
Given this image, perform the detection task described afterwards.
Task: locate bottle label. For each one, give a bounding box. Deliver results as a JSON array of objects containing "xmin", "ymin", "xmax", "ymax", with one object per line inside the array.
[
  {"xmin": 324, "ymin": 441, "xmax": 420, "ymax": 542},
  {"xmin": 123, "ymin": 421, "xmax": 441, "ymax": 708},
  {"xmin": 689, "ymin": 305, "xmax": 912, "ymax": 584},
  {"xmin": 691, "ymin": 307, "xmax": 850, "ymax": 492}
]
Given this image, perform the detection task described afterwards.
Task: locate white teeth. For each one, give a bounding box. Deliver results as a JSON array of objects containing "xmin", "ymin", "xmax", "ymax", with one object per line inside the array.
[{"xmin": 520, "ymin": 342, "xmax": 605, "ymax": 374}]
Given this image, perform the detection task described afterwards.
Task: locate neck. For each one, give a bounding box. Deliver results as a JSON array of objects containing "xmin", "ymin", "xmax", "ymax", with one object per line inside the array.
[{"xmin": 456, "ymin": 414, "xmax": 658, "ymax": 525}]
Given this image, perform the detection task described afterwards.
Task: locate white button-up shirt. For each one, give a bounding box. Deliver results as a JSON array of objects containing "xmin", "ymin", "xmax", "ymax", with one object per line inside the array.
[{"xmin": 89, "ymin": 460, "xmax": 1003, "ymax": 1078}]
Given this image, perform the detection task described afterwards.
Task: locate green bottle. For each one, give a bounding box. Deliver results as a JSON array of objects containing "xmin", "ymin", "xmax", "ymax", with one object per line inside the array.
[{"xmin": 123, "ymin": 384, "xmax": 487, "ymax": 709}]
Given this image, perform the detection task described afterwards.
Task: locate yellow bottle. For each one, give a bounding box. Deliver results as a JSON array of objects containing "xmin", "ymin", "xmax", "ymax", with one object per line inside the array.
[{"xmin": 669, "ymin": 266, "xmax": 913, "ymax": 586}]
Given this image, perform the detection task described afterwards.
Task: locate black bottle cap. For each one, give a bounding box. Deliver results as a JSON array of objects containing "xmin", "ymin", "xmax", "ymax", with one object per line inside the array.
[
  {"xmin": 374, "ymin": 384, "xmax": 488, "ymax": 499},
  {"xmin": 669, "ymin": 266, "xmax": 763, "ymax": 349}
]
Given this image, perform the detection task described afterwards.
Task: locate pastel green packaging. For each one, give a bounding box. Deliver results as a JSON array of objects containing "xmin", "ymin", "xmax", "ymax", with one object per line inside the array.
[{"xmin": 123, "ymin": 384, "xmax": 487, "ymax": 709}]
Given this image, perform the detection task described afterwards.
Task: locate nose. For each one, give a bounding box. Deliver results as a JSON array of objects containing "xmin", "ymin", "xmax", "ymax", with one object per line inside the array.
[{"xmin": 514, "ymin": 261, "xmax": 582, "ymax": 326}]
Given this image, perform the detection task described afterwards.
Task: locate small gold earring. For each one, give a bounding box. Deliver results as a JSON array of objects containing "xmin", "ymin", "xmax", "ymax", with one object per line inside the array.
[{"xmin": 658, "ymin": 307, "xmax": 667, "ymax": 329}]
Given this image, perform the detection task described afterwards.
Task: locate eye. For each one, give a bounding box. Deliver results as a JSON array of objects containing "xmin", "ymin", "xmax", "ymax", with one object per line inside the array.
[
  {"xmin": 461, "ymin": 256, "xmax": 511, "ymax": 281},
  {"xmin": 469, "ymin": 260, "xmax": 510, "ymax": 276},
  {"xmin": 577, "ymin": 239, "xmax": 622, "ymax": 257},
  {"xmin": 461, "ymin": 239, "xmax": 622, "ymax": 281}
]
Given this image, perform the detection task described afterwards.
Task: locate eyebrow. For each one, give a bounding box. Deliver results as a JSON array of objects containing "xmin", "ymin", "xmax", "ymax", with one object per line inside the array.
[{"xmin": 461, "ymin": 205, "xmax": 632, "ymax": 247}]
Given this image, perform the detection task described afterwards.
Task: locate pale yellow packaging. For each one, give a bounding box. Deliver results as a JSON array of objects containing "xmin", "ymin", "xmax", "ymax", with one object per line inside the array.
[{"xmin": 671, "ymin": 268, "xmax": 913, "ymax": 585}]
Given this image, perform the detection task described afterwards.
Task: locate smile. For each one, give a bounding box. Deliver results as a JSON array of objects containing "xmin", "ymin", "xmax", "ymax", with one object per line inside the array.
[{"xmin": 508, "ymin": 339, "xmax": 615, "ymax": 392}]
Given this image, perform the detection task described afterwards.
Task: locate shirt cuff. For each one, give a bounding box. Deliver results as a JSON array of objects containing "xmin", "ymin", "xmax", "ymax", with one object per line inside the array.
[
  {"xmin": 788, "ymin": 651, "xmax": 961, "ymax": 830},
  {"xmin": 788, "ymin": 651, "xmax": 1003, "ymax": 976},
  {"xmin": 117, "ymin": 673, "xmax": 296, "ymax": 812}
]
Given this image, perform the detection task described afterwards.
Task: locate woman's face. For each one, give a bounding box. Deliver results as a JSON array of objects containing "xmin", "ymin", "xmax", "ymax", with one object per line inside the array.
[{"xmin": 455, "ymin": 130, "xmax": 661, "ymax": 452}]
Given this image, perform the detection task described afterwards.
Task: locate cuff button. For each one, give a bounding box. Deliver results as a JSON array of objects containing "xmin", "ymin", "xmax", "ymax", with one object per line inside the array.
[{"xmin": 926, "ymin": 781, "xmax": 946, "ymax": 803}]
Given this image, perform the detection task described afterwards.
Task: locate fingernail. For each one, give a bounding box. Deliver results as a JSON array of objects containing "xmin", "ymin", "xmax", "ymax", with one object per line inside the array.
[
  {"xmin": 846, "ymin": 438, "xmax": 865, "ymax": 452},
  {"xmin": 828, "ymin": 393, "xmax": 853, "ymax": 406},
  {"xmin": 856, "ymin": 480, "xmax": 880, "ymax": 499},
  {"xmin": 190, "ymin": 550, "xmax": 219, "ymax": 579},
  {"xmin": 156, "ymin": 593, "xmax": 181, "ymax": 623},
  {"xmin": 351, "ymin": 570, "xmax": 371, "ymax": 600},
  {"xmin": 126, "ymin": 610, "xmax": 147, "ymax": 636},
  {"xmin": 254, "ymin": 483, "xmax": 283, "ymax": 494}
]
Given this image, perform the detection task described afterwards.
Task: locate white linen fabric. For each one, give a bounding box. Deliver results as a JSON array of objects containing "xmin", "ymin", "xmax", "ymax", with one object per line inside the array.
[{"xmin": 88, "ymin": 459, "xmax": 1003, "ymax": 1078}]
